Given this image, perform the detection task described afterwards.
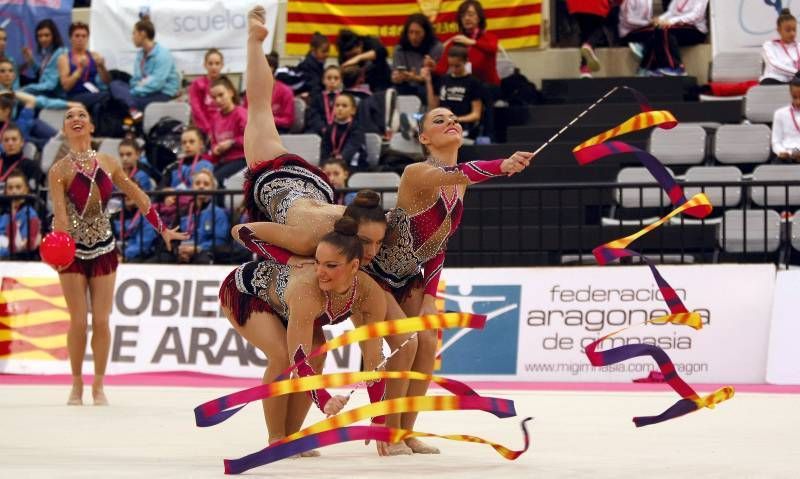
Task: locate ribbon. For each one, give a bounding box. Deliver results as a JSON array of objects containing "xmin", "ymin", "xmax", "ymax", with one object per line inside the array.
[{"xmin": 572, "ymin": 87, "xmax": 734, "ymax": 425}]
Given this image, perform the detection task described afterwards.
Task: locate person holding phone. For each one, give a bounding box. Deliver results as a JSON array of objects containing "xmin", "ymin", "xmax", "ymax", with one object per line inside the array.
[{"xmin": 392, "ymin": 14, "xmax": 443, "ymax": 101}]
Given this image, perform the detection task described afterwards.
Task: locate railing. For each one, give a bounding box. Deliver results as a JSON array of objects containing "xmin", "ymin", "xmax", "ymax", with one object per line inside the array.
[{"xmin": 2, "ymin": 180, "xmax": 800, "ymax": 267}]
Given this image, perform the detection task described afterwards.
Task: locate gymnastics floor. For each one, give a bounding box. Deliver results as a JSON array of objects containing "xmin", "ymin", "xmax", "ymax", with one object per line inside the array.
[{"xmin": 1, "ymin": 375, "xmax": 798, "ymax": 478}]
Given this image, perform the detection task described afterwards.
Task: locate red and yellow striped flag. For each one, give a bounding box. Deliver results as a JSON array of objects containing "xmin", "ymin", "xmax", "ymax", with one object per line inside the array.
[
  {"xmin": 0, "ymin": 277, "xmax": 69, "ymax": 361},
  {"xmin": 286, "ymin": 0, "xmax": 541, "ymax": 56}
]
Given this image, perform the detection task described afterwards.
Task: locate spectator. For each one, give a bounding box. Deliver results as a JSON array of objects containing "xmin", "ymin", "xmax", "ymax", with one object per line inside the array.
[
  {"xmin": 20, "ymin": 19, "xmax": 67, "ymax": 97},
  {"xmin": 424, "ymin": 45, "xmax": 484, "ymax": 139},
  {"xmin": 566, "ymin": 0, "xmax": 612, "ymax": 78},
  {"xmin": 0, "ymin": 170, "xmax": 41, "ymax": 260},
  {"xmin": 341, "ymin": 64, "xmax": 372, "ymax": 102},
  {"xmin": 148, "ymin": 169, "xmax": 229, "ymax": 264},
  {"xmin": 159, "ymin": 126, "xmax": 214, "ymax": 190},
  {"xmin": 619, "ymin": 0, "xmax": 654, "ymax": 63},
  {"xmin": 109, "ymin": 17, "xmax": 179, "ymax": 120},
  {"xmin": 0, "ymin": 94, "xmax": 32, "ymax": 152},
  {"xmin": 1, "ymin": 124, "xmax": 42, "ymax": 189},
  {"xmin": 0, "ymin": 27, "xmax": 19, "ymax": 90},
  {"xmin": 305, "ymin": 65, "xmax": 342, "ymax": 135},
  {"xmin": 436, "ymin": 0, "xmax": 500, "ymax": 87},
  {"xmin": 772, "ymin": 73, "xmax": 800, "ymax": 161},
  {"xmin": 57, "ymin": 22, "xmax": 110, "ymax": 117},
  {"xmin": 189, "ymin": 48, "xmax": 224, "ymax": 135},
  {"xmin": 639, "ymin": 0, "xmax": 708, "ymax": 76},
  {"xmin": 322, "ymin": 158, "xmax": 356, "ymax": 205},
  {"xmin": 761, "ymin": 9, "xmax": 800, "ymax": 85},
  {"xmin": 266, "ymin": 51, "xmax": 295, "ymax": 133},
  {"xmin": 1, "ymin": 61, "xmax": 66, "ymax": 150},
  {"xmin": 295, "ymin": 32, "xmax": 330, "ymax": 98},
  {"xmin": 208, "ymin": 76, "xmax": 247, "ymax": 186},
  {"xmin": 113, "ymin": 194, "xmax": 158, "ymax": 262},
  {"xmin": 337, "ymin": 29, "xmax": 391, "ymax": 92},
  {"xmin": 392, "ymin": 13, "xmax": 443, "ymax": 99},
  {"xmin": 118, "ymin": 139, "xmax": 154, "ymax": 191},
  {"xmin": 320, "ymin": 93, "xmax": 367, "ymax": 171}
]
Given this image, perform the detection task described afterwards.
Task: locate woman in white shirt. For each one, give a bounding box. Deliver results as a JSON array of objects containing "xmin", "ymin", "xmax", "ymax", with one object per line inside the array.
[
  {"xmin": 771, "ymin": 74, "xmax": 800, "ymax": 161},
  {"xmin": 638, "ymin": 0, "xmax": 709, "ymax": 76},
  {"xmin": 761, "ymin": 9, "xmax": 800, "ymax": 85},
  {"xmin": 619, "ymin": 0, "xmax": 654, "ymax": 68}
]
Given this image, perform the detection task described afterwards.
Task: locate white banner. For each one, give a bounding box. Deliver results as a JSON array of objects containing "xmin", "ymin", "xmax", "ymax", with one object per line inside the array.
[
  {"xmin": 766, "ymin": 269, "xmax": 800, "ymax": 384},
  {"xmin": 89, "ymin": 0, "xmax": 279, "ymax": 76},
  {"xmin": 0, "ymin": 262, "xmax": 360, "ymax": 377},
  {"xmin": 437, "ymin": 264, "xmax": 775, "ymax": 383},
  {"xmin": 710, "ymin": 0, "xmax": 795, "ymax": 54}
]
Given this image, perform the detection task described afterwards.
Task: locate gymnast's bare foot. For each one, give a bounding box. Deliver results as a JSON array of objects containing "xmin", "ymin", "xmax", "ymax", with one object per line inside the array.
[
  {"xmin": 92, "ymin": 385, "xmax": 108, "ymax": 406},
  {"xmin": 405, "ymin": 438, "xmax": 440, "ymax": 454},
  {"xmin": 248, "ymin": 6, "xmax": 268, "ymax": 42},
  {"xmin": 67, "ymin": 378, "xmax": 83, "ymax": 406},
  {"xmin": 386, "ymin": 442, "xmax": 413, "ymax": 455}
]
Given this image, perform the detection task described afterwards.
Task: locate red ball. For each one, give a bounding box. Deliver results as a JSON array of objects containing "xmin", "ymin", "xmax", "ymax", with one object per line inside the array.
[{"xmin": 41, "ymin": 231, "xmax": 76, "ymax": 267}]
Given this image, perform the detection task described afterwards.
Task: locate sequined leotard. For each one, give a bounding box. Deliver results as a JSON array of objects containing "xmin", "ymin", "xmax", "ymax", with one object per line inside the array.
[{"xmin": 64, "ymin": 153, "xmax": 115, "ymax": 260}]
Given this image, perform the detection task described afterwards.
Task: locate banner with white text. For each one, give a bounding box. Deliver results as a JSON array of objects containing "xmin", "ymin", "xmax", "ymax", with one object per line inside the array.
[{"xmin": 710, "ymin": 0, "xmax": 792, "ymax": 54}]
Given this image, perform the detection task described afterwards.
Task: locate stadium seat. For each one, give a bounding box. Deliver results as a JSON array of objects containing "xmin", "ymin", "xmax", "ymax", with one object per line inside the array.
[
  {"xmin": 97, "ymin": 138, "xmax": 122, "ymax": 158},
  {"xmin": 347, "ymin": 172, "xmax": 400, "ymax": 210},
  {"xmin": 614, "ymin": 166, "xmax": 673, "ymax": 209},
  {"xmin": 709, "ymin": 50, "xmax": 763, "ymax": 83},
  {"xmin": 683, "ymin": 165, "xmax": 743, "ymax": 209},
  {"xmin": 364, "ymin": 132, "xmax": 382, "ymax": 167},
  {"xmin": 714, "ymin": 124, "xmax": 771, "ymax": 165},
  {"xmin": 745, "ymin": 85, "xmax": 788, "ymax": 123},
  {"xmin": 649, "ymin": 124, "xmax": 706, "ymax": 165},
  {"xmin": 280, "ymin": 133, "xmax": 321, "ymax": 165},
  {"xmin": 143, "ymin": 102, "xmax": 191, "ymax": 135},
  {"xmin": 790, "ymin": 212, "xmax": 800, "ymax": 252},
  {"xmin": 396, "ymin": 95, "xmax": 422, "ymax": 116},
  {"xmin": 38, "ymin": 108, "xmax": 64, "ymax": 132},
  {"xmin": 717, "ymin": 209, "xmax": 781, "ymax": 254},
  {"xmin": 39, "ymin": 137, "xmax": 63, "ymax": 174},
  {"xmin": 291, "ymin": 97, "xmax": 306, "ymax": 133},
  {"xmin": 750, "ymin": 164, "xmax": 800, "ymax": 208},
  {"xmin": 224, "ymin": 166, "xmax": 248, "ymax": 211}
]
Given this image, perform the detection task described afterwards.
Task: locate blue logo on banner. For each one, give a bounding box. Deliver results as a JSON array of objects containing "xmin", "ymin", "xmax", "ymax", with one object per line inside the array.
[{"xmin": 439, "ymin": 284, "xmax": 521, "ymax": 375}]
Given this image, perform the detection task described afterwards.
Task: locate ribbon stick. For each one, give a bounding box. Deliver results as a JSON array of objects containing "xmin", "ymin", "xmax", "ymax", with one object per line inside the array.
[{"xmin": 572, "ymin": 87, "xmax": 734, "ymax": 426}]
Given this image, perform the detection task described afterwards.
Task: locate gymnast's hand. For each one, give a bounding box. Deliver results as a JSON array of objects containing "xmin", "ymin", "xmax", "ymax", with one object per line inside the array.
[
  {"xmin": 364, "ymin": 422, "xmax": 389, "ymax": 456},
  {"xmin": 501, "ymin": 151, "xmax": 533, "ymax": 176},
  {"xmin": 324, "ymin": 395, "xmax": 349, "ymax": 416}
]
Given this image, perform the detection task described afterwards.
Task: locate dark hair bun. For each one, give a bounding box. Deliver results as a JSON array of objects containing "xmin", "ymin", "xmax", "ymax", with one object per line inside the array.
[
  {"xmin": 333, "ymin": 216, "xmax": 359, "ymax": 237},
  {"xmin": 352, "ymin": 190, "xmax": 381, "ymax": 209},
  {"xmin": 782, "ymin": 8, "xmax": 792, "ymax": 15}
]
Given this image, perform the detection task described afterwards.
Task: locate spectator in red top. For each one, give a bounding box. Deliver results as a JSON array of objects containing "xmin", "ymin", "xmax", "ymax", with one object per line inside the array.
[
  {"xmin": 435, "ymin": 0, "xmax": 500, "ymax": 87},
  {"xmin": 266, "ymin": 51, "xmax": 295, "ymax": 133},
  {"xmin": 189, "ymin": 48, "xmax": 224, "ymax": 136},
  {"xmin": 566, "ymin": 0, "xmax": 612, "ymax": 78},
  {"xmin": 209, "ymin": 76, "xmax": 247, "ymax": 186}
]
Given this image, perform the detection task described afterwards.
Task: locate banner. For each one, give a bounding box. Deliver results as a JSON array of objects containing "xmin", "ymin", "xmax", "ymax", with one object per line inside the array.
[
  {"xmin": 0, "ymin": 0, "xmax": 73, "ymax": 68},
  {"xmin": 766, "ymin": 270, "xmax": 800, "ymax": 385},
  {"xmin": 0, "ymin": 262, "xmax": 360, "ymax": 377},
  {"xmin": 89, "ymin": 0, "xmax": 279, "ymax": 76},
  {"xmin": 437, "ymin": 264, "xmax": 775, "ymax": 383},
  {"xmin": 285, "ymin": 0, "xmax": 542, "ymax": 56},
  {"xmin": 710, "ymin": 0, "xmax": 793, "ymax": 54}
]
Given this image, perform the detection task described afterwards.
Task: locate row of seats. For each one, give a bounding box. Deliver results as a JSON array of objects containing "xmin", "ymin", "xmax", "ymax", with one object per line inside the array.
[{"xmin": 649, "ymin": 123, "xmax": 772, "ymax": 165}]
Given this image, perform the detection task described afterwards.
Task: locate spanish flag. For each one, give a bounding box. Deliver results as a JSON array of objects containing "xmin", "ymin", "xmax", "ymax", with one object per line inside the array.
[
  {"xmin": 0, "ymin": 277, "xmax": 69, "ymax": 361},
  {"xmin": 286, "ymin": 0, "xmax": 541, "ymax": 56}
]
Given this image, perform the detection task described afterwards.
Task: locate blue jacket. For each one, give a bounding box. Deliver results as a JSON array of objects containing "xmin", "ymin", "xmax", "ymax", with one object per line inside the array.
[
  {"xmin": 132, "ymin": 168, "xmax": 154, "ymax": 191},
  {"xmin": 0, "ymin": 205, "xmax": 41, "ymax": 258},
  {"xmin": 131, "ymin": 43, "xmax": 179, "ymax": 97},
  {"xmin": 180, "ymin": 201, "xmax": 229, "ymax": 251},
  {"xmin": 21, "ymin": 46, "xmax": 67, "ymax": 97},
  {"xmin": 165, "ymin": 157, "xmax": 214, "ymax": 189},
  {"xmin": 12, "ymin": 108, "xmax": 35, "ymax": 141},
  {"xmin": 113, "ymin": 209, "xmax": 158, "ymax": 261}
]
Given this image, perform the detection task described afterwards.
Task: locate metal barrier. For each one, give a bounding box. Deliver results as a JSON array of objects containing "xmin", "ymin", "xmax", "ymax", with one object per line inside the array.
[{"xmin": 3, "ymin": 180, "xmax": 800, "ymax": 267}]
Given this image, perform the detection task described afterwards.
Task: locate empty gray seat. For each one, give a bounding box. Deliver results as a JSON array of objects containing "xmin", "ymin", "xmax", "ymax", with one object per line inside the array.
[
  {"xmin": 364, "ymin": 133, "xmax": 382, "ymax": 167},
  {"xmin": 396, "ymin": 95, "xmax": 422, "ymax": 115},
  {"xmin": 790, "ymin": 212, "xmax": 800, "ymax": 251},
  {"xmin": 718, "ymin": 209, "xmax": 781, "ymax": 253},
  {"xmin": 684, "ymin": 166, "xmax": 742, "ymax": 208},
  {"xmin": 97, "ymin": 138, "xmax": 122, "ymax": 158},
  {"xmin": 745, "ymin": 85, "xmax": 788, "ymax": 123},
  {"xmin": 224, "ymin": 167, "xmax": 248, "ymax": 210},
  {"xmin": 280, "ymin": 134, "xmax": 322, "ymax": 165},
  {"xmin": 649, "ymin": 124, "xmax": 706, "ymax": 165},
  {"xmin": 347, "ymin": 172, "xmax": 400, "ymax": 210},
  {"xmin": 615, "ymin": 167, "xmax": 673, "ymax": 208},
  {"xmin": 750, "ymin": 164, "xmax": 800, "ymax": 208},
  {"xmin": 710, "ymin": 50, "xmax": 763, "ymax": 83},
  {"xmin": 291, "ymin": 97, "xmax": 305, "ymax": 133},
  {"xmin": 37, "ymin": 108, "xmax": 64, "ymax": 132},
  {"xmin": 714, "ymin": 124, "xmax": 771, "ymax": 164}
]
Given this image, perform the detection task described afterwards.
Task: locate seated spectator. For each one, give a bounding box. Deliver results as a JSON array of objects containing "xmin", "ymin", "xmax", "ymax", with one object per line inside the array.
[
  {"xmin": 392, "ymin": 14, "xmax": 443, "ymax": 99},
  {"xmin": 322, "ymin": 158, "xmax": 357, "ymax": 205},
  {"xmin": 321, "ymin": 93, "xmax": 367, "ymax": 171},
  {"xmin": 148, "ymin": 169, "xmax": 229, "ymax": 264},
  {"xmin": 0, "ymin": 27, "xmax": 19, "ymax": 90},
  {"xmin": 160, "ymin": 126, "xmax": 214, "ymax": 191},
  {"xmin": 342, "ymin": 64, "xmax": 372, "ymax": 102},
  {"xmin": 109, "ymin": 17, "xmax": 179, "ymax": 120},
  {"xmin": 436, "ymin": 0, "xmax": 500, "ymax": 87},
  {"xmin": 295, "ymin": 32, "xmax": 330, "ymax": 98},
  {"xmin": 113, "ymin": 194, "xmax": 157, "ymax": 262},
  {"xmin": 266, "ymin": 52, "xmax": 295, "ymax": 133},
  {"xmin": 1, "ymin": 124, "xmax": 42, "ymax": 189},
  {"xmin": 566, "ymin": 0, "xmax": 612, "ymax": 78},
  {"xmin": 20, "ymin": 19, "xmax": 67, "ymax": 97},
  {"xmin": 772, "ymin": 73, "xmax": 800, "ymax": 161},
  {"xmin": 208, "ymin": 76, "xmax": 247, "ymax": 186},
  {"xmin": 118, "ymin": 139, "xmax": 154, "ymax": 191},
  {"xmin": 424, "ymin": 45, "xmax": 484, "ymax": 139},
  {"xmin": 618, "ymin": 0, "xmax": 654, "ymax": 62},
  {"xmin": 189, "ymin": 48, "xmax": 224, "ymax": 135},
  {"xmin": 306, "ymin": 65, "xmax": 342, "ymax": 135},
  {"xmin": 57, "ymin": 22, "xmax": 110, "ymax": 117},
  {"xmin": 761, "ymin": 9, "xmax": 800, "ymax": 85},
  {"xmin": 337, "ymin": 29, "xmax": 391, "ymax": 92},
  {"xmin": 1, "ymin": 61, "xmax": 66, "ymax": 150},
  {"xmin": 0, "ymin": 170, "xmax": 41, "ymax": 260},
  {"xmin": 638, "ymin": 0, "xmax": 708, "ymax": 76}
]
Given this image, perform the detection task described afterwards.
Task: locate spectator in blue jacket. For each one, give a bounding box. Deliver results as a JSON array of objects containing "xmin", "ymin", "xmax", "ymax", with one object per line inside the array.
[
  {"xmin": 0, "ymin": 27, "xmax": 20, "ymax": 91},
  {"xmin": 118, "ymin": 139, "xmax": 154, "ymax": 192},
  {"xmin": 0, "ymin": 170, "xmax": 41, "ymax": 260},
  {"xmin": 109, "ymin": 16, "xmax": 180, "ymax": 120},
  {"xmin": 112, "ymin": 194, "xmax": 158, "ymax": 262},
  {"xmin": 20, "ymin": 19, "xmax": 68, "ymax": 98}
]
